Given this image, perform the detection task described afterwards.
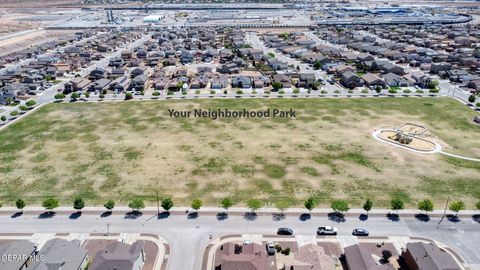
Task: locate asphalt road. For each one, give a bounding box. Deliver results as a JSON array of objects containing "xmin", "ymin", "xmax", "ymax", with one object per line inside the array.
[{"xmin": 0, "ymin": 212, "xmax": 478, "ymax": 270}]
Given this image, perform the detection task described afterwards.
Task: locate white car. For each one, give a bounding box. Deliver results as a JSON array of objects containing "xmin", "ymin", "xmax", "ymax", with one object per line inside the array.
[{"xmin": 317, "ymin": 226, "xmax": 338, "ymax": 235}]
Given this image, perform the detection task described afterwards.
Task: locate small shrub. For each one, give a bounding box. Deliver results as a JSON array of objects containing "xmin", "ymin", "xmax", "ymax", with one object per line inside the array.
[
  {"xmin": 25, "ymin": 100, "xmax": 36, "ymax": 107},
  {"xmin": 195, "ymin": 90, "xmax": 200, "ymax": 95},
  {"xmin": 403, "ymin": 89, "xmax": 411, "ymax": 94},
  {"xmin": 19, "ymin": 105, "xmax": 28, "ymax": 111},
  {"xmin": 152, "ymin": 91, "xmax": 160, "ymax": 96},
  {"xmin": 293, "ymin": 89, "xmax": 300, "ymax": 94},
  {"xmin": 210, "ymin": 90, "xmax": 215, "ymax": 95},
  {"xmin": 275, "ymin": 244, "xmax": 282, "ymax": 253},
  {"xmin": 281, "ymin": 247, "xmax": 291, "ymax": 255},
  {"xmin": 54, "ymin": 93, "xmax": 65, "ymax": 99},
  {"xmin": 388, "ymin": 89, "xmax": 397, "ymax": 94},
  {"xmin": 236, "ymin": 90, "xmax": 243, "ymax": 95}
]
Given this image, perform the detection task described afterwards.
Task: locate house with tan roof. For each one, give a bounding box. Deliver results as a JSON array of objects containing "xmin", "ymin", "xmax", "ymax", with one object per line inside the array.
[
  {"xmin": 214, "ymin": 242, "xmax": 276, "ymax": 270},
  {"xmin": 283, "ymin": 244, "xmax": 336, "ymax": 270}
]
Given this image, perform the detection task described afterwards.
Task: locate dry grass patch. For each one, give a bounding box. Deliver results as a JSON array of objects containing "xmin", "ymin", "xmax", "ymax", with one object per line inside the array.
[{"xmin": 0, "ymin": 97, "xmax": 479, "ymax": 207}]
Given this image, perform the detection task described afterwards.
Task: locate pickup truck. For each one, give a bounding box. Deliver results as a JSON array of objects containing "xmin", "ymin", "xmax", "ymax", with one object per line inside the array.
[{"xmin": 316, "ymin": 226, "xmax": 338, "ymax": 235}]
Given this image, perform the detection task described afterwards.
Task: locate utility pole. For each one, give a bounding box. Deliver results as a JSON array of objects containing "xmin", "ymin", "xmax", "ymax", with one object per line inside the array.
[{"xmin": 437, "ymin": 196, "xmax": 450, "ymax": 229}]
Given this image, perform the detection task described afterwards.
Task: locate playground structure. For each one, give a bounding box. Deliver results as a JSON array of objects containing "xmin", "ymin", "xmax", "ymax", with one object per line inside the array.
[
  {"xmin": 374, "ymin": 123, "xmax": 440, "ymax": 153},
  {"xmin": 389, "ymin": 123, "xmax": 427, "ymax": 145}
]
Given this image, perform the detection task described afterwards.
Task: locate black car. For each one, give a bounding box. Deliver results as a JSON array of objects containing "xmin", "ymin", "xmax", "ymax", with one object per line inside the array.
[
  {"xmin": 352, "ymin": 228, "xmax": 369, "ymax": 236},
  {"xmin": 277, "ymin": 227, "xmax": 294, "ymax": 235}
]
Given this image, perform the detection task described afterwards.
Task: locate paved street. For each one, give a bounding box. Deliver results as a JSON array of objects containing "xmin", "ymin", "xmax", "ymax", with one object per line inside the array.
[{"xmin": 0, "ymin": 211, "xmax": 479, "ymax": 270}]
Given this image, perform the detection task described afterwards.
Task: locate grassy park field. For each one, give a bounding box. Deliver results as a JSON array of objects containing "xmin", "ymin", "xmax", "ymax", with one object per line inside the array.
[{"xmin": 0, "ymin": 97, "xmax": 479, "ymax": 208}]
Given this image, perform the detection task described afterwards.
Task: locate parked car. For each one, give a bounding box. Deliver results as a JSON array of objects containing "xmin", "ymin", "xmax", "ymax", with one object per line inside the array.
[
  {"xmin": 352, "ymin": 228, "xmax": 369, "ymax": 236},
  {"xmin": 277, "ymin": 227, "xmax": 294, "ymax": 235},
  {"xmin": 266, "ymin": 242, "xmax": 276, "ymax": 255},
  {"xmin": 316, "ymin": 226, "xmax": 338, "ymax": 235}
]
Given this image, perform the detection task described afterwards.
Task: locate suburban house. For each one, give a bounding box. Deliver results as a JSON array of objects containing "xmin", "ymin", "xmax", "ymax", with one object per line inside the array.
[
  {"xmin": 66, "ymin": 77, "xmax": 91, "ymax": 92},
  {"xmin": 152, "ymin": 76, "xmax": 169, "ymax": 91},
  {"xmin": 430, "ymin": 62, "xmax": 452, "ymax": 74},
  {"xmin": 0, "ymin": 240, "xmax": 36, "ymax": 270},
  {"xmin": 26, "ymin": 239, "xmax": 88, "ymax": 270},
  {"xmin": 403, "ymin": 242, "xmax": 463, "ymax": 270},
  {"xmin": 272, "ymin": 74, "xmax": 292, "ymax": 89},
  {"xmin": 383, "ymin": 73, "xmax": 411, "ymax": 87},
  {"xmin": 362, "ymin": 73, "xmax": 386, "ymax": 88},
  {"xmin": 297, "ymin": 73, "xmax": 316, "ymax": 88},
  {"xmin": 214, "ymin": 242, "xmax": 276, "ymax": 270},
  {"xmin": 89, "ymin": 78, "xmax": 111, "ymax": 92},
  {"xmin": 379, "ymin": 62, "xmax": 405, "ymax": 75},
  {"xmin": 231, "ymin": 76, "xmax": 252, "ymax": 89},
  {"xmin": 110, "ymin": 76, "xmax": 131, "ymax": 92},
  {"xmin": 89, "ymin": 240, "xmax": 145, "ymax": 270},
  {"xmin": 0, "ymin": 83, "xmax": 28, "ymax": 104},
  {"xmin": 283, "ymin": 244, "xmax": 335, "ymax": 270},
  {"xmin": 211, "ymin": 75, "xmax": 229, "ymax": 89},
  {"xmin": 128, "ymin": 75, "xmax": 148, "ymax": 91},
  {"xmin": 340, "ymin": 71, "xmax": 363, "ymax": 89},
  {"xmin": 344, "ymin": 244, "xmax": 395, "ymax": 270}
]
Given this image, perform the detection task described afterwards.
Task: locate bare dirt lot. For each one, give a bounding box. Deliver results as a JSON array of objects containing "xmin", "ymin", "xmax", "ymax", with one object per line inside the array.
[{"xmin": 0, "ymin": 97, "xmax": 479, "ymax": 208}]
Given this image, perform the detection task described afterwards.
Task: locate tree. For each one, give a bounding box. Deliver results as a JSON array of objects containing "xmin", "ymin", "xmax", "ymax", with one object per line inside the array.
[
  {"xmin": 42, "ymin": 197, "xmax": 59, "ymax": 211},
  {"xmin": 428, "ymin": 80, "xmax": 439, "ymax": 89},
  {"xmin": 125, "ymin": 92, "xmax": 133, "ymax": 100},
  {"xmin": 161, "ymin": 197, "xmax": 174, "ymax": 212},
  {"xmin": 16, "ymin": 198, "xmax": 26, "ymax": 212},
  {"xmin": 275, "ymin": 199, "xmax": 291, "ymax": 214},
  {"xmin": 54, "ymin": 93, "xmax": 65, "ymax": 100},
  {"xmin": 104, "ymin": 200, "xmax": 115, "ymax": 211},
  {"xmin": 220, "ymin": 197, "xmax": 234, "ymax": 212},
  {"xmin": 304, "ymin": 197, "xmax": 318, "ymax": 212},
  {"xmin": 191, "ymin": 198, "xmax": 203, "ymax": 211},
  {"xmin": 70, "ymin": 92, "xmax": 80, "ymax": 100},
  {"xmin": 1, "ymin": 116, "xmax": 6, "ymax": 122},
  {"xmin": 449, "ymin": 200, "xmax": 465, "ymax": 217},
  {"xmin": 476, "ymin": 200, "xmax": 480, "ymax": 210},
  {"xmin": 10, "ymin": 111, "xmax": 18, "ymax": 117},
  {"xmin": 363, "ymin": 199, "xmax": 373, "ymax": 216},
  {"xmin": 73, "ymin": 197, "xmax": 85, "ymax": 212},
  {"xmin": 128, "ymin": 198, "xmax": 145, "ymax": 212},
  {"xmin": 313, "ymin": 60, "xmax": 322, "ymax": 70},
  {"xmin": 375, "ymin": 86, "xmax": 382, "ymax": 93},
  {"xmin": 468, "ymin": 95, "xmax": 476, "ymax": 103},
  {"xmin": 418, "ymin": 199, "xmax": 434, "ymax": 215},
  {"xmin": 247, "ymin": 198, "xmax": 262, "ymax": 213},
  {"xmin": 25, "ymin": 100, "xmax": 36, "ymax": 107},
  {"xmin": 19, "ymin": 105, "xmax": 28, "ymax": 111},
  {"xmin": 390, "ymin": 198, "xmax": 404, "ymax": 214},
  {"xmin": 272, "ymin": 81, "xmax": 282, "ymax": 90},
  {"xmin": 331, "ymin": 199, "xmax": 350, "ymax": 213}
]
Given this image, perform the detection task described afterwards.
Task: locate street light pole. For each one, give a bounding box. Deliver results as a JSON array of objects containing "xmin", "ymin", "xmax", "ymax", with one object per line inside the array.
[{"xmin": 106, "ymin": 222, "xmax": 111, "ymax": 236}]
